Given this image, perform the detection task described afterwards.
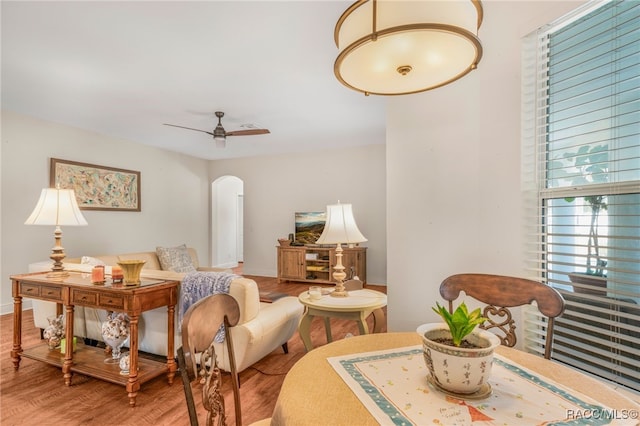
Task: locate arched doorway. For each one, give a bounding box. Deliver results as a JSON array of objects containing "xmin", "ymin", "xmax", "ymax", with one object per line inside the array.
[{"xmin": 211, "ymin": 175, "xmax": 244, "ymax": 268}]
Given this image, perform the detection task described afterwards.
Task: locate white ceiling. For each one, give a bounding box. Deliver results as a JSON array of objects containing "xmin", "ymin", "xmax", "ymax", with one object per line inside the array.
[{"xmin": 1, "ymin": 1, "xmax": 386, "ymax": 160}]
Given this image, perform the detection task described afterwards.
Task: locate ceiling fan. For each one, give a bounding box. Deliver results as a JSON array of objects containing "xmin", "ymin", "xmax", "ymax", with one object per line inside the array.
[{"xmin": 164, "ymin": 111, "xmax": 270, "ymax": 148}]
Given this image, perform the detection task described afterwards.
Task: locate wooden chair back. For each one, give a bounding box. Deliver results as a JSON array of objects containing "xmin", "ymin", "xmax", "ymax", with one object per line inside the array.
[
  {"xmin": 343, "ymin": 279, "xmax": 364, "ymax": 291},
  {"xmin": 439, "ymin": 273, "xmax": 565, "ymax": 359},
  {"xmin": 178, "ymin": 293, "xmax": 242, "ymax": 426}
]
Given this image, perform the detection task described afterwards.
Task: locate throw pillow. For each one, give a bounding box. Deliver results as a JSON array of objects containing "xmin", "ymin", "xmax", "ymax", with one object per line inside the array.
[
  {"xmin": 81, "ymin": 256, "xmax": 105, "ymax": 266},
  {"xmin": 156, "ymin": 244, "xmax": 196, "ymax": 273}
]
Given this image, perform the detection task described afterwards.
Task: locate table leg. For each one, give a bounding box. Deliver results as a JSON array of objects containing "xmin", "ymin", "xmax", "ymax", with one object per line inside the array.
[
  {"xmin": 127, "ymin": 313, "xmax": 140, "ymax": 407},
  {"xmin": 372, "ymin": 308, "xmax": 385, "ymax": 333},
  {"xmin": 323, "ymin": 317, "xmax": 333, "ymax": 343},
  {"xmin": 11, "ymin": 288, "xmax": 22, "ymax": 370},
  {"xmin": 63, "ymin": 304, "xmax": 75, "ymax": 386},
  {"xmin": 298, "ymin": 311, "xmax": 314, "ymax": 352},
  {"xmin": 166, "ymin": 303, "xmax": 176, "ymax": 384},
  {"xmin": 357, "ymin": 311, "xmax": 370, "ymax": 335}
]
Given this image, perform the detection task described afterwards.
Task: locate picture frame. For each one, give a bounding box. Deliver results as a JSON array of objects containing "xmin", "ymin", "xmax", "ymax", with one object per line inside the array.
[
  {"xmin": 294, "ymin": 211, "xmax": 326, "ymax": 245},
  {"xmin": 50, "ymin": 158, "xmax": 141, "ymax": 211}
]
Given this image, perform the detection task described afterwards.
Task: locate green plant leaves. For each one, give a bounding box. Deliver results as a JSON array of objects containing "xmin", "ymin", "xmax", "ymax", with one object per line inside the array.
[{"xmin": 432, "ymin": 302, "xmax": 487, "ymax": 347}]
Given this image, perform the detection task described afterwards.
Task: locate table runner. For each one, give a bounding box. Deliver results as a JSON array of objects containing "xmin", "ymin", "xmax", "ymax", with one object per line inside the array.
[{"xmin": 328, "ymin": 345, "xmax": 637, "ymax": 426}]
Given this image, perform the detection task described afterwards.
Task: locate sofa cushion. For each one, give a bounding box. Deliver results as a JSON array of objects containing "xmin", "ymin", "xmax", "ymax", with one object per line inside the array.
[
  {"xmin": 186, "ymin": 247, "xmax": 201, "ymax": 269},
  {"xmin": 156, "ymin": 244, "xmax": 197, "ymax": 273}
]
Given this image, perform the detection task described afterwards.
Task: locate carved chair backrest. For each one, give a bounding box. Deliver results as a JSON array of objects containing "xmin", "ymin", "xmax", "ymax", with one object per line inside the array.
[
  {"xmin": 343, "ymin": 279, "xmax": 364, "ymax": 291},
  {"xmin": 179, "ymin": 293, "xmax": 241, "ymax": 426},
  {"xmin": 439, "ymin": 274, "xmax": 565, "ymax": 359}
]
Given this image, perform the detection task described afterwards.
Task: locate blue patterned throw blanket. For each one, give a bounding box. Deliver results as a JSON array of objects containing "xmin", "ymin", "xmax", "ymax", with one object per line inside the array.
[{"xmin": 179, "ymin": 271, "xmax": 238, "ymax": 342}]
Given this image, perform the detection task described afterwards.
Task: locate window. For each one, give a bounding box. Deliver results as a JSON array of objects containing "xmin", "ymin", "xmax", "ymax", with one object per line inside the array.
[{"xmin": 523, "ymin": 0, "xmax": 640, "ymax": 393}]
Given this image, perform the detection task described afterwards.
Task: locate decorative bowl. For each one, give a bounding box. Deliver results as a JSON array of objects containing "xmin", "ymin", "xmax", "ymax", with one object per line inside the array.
[{"xmin": 116, "ymin": 260, "xmax": 146, "ymax": 285}]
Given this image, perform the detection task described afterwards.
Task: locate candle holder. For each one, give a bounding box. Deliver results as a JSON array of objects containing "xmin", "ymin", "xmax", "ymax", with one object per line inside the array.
[
  {"xmin": 111, "ymin": 265, "xmax": 124, "ymax": 284},
  {"xmin": 91, "ymin": 265, "xmax": 105, "ymax": 284}
]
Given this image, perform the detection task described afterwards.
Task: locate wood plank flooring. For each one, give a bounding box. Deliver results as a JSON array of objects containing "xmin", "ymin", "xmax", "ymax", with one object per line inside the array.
[{"xmin": 1, "ymin": 274, "xmax": 387, "ymax": 425}]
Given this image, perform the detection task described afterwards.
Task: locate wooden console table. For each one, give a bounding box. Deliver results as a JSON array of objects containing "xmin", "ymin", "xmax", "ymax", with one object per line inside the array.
[
  {"xmin": 277, "ymin": 245, "xmax": 367, "ymax": 284},
  {"xmin": 11, "ymin": 271, "xmax": 179, "ymax": 407}
]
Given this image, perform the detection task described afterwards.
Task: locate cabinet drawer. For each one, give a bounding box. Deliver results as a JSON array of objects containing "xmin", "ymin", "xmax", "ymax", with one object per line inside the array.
[
  {"xmin": 70, "ymin": 290, "xmax": 125, "ymax": 310},
  {"xmin": 72, "ymin": 290, "xmax": 98, "ymax": 306},
  {"xmin": 40, "ymin": 286, "xmax": 62, "ymax": 300},
  {"xmin": 99, "ymin": 294, "xmax": 125, "ymax": 310},
  {"xmin": 20, "ymin": 283, "xmax": 63, "ymax": 302},
  {"xmin": 20, "ymin": 283, "xmax": 41, "ymax": 297}
]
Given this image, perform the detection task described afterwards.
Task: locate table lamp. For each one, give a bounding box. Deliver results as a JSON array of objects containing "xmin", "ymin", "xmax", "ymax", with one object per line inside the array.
[
  {"xmin": 25, "ymin": 188, "xmax": 88, "ymax": 278},
  {"xmin": 315, "ymin": 202, "xmax": 367, "ymax": 297}
]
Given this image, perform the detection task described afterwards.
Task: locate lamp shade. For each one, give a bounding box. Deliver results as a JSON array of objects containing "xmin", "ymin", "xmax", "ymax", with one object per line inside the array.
[
  {"xmin": 25, "ymin": 188, "xmax": 88, "ymax": 226},
  {"xmin": 315, "ymin": 203, "xmax": 367, "ymax": 245},
  {"xmin": 334, "ymin": 0, "xmax": 483, "ymax": 95}
]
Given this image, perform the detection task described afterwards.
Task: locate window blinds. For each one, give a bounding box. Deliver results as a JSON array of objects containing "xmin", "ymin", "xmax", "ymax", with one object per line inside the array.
[{"xmin": 522, "ymin": 0, "xmax": 640, "ymax": 393}]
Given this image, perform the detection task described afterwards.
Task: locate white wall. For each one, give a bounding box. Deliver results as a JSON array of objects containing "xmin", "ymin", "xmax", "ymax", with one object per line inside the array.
[
  {"xmin": 209, "ymin": 144, "xmax": 387, "ymax": 284},
  {"xmin": 386, "ymin": 1, "xmax": 585, "ymax": 332},
  {"xmin": 1, "ymin": 110, "xmax": 211, "ymax": 314}
]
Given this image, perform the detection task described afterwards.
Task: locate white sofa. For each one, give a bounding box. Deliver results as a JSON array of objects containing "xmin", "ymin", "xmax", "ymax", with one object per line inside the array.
[{"xmin": 29, "ymin": 247, "xmax": 304, "ymax": 374}]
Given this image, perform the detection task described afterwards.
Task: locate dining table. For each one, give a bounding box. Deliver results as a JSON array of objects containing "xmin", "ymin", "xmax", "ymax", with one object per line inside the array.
[{"xmin": 271, "ymin": 332, "xmax": 640, "ymax": 425}]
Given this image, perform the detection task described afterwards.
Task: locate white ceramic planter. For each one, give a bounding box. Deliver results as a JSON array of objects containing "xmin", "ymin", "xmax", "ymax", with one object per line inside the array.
[{"xmin": 416, "ymin": 323, "xmax": 501, "ymax": 394}]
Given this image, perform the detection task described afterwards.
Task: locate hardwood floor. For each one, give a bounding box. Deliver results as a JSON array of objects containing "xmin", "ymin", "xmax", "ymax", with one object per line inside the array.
[{"xmin": 1, "ymin": 274, "xmax": 387, "ymax": 425}]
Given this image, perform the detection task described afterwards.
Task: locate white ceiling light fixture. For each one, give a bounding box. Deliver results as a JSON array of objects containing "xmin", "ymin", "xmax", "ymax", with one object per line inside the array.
[
  {"xmin": 334, "ymin": 0, "xmax": 483, "ymax": 96},
  {"xmin": 213, "ymin": 111, "xmax": 228, "ymax": 148}
]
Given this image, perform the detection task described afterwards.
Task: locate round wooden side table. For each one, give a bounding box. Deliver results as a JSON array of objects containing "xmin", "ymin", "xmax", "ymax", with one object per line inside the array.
[{"xmin": 297, "ymin": 288, "xmax": 387, "ymax": 351}]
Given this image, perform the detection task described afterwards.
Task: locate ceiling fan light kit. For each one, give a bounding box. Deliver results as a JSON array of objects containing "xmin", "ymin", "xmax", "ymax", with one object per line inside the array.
[
  {"xmin": 214, "ymin": 111, "xmax": 227, "ymax": 143},
  {"xmin": 334, "ymin": 0, "xmax": 483, "ymax": 96},
  {"xmin": 164, "ymin": 111, "xmax": 270, "ymax": 147}
]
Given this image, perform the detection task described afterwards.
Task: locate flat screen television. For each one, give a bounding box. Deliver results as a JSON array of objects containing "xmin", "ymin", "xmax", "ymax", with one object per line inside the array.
[{"xmin": 294, "ymin": 212, "xmax": 326, "ymax": 245}]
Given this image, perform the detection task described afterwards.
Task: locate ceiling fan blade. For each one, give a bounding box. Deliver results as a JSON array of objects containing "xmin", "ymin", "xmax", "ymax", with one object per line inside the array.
[
  {"xmin": 163, "ymin": 123, "xmax": 214, "ymax": 136},
  {"xmin": 226, "ymin": 128, "xmax": 271, "ymax": 137}
]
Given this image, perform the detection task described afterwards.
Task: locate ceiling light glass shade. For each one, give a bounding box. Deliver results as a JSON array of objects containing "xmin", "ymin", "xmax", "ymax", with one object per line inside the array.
[
  {"xmin": 215, "ymin": 137, "xmax": 226, "ymax": 148},
  {"xmin": 25, "ymin": 188, "xmax": 88, "ymax": 226},
  {"xmin": 316, "ymin": 203, "xmax": 367, "ymax": 245},
  {"xmin": 334, "ymin": 0, "xmax": 483, "ymax": 96}
]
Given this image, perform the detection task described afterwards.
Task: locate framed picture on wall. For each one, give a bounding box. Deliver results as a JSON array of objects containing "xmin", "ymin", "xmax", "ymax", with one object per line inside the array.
[
  {"xmin": 294, "ymin": 211, "xmax": 326, "ymax": 245},
  {"xmin": 50, "ymin": 158, "xmax": 141, "ymax": 211}
]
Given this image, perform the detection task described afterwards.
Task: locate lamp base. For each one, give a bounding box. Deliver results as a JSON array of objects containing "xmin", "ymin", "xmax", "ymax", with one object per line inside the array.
[
  {"xmin": 46, "ymin": 270, "xmax": 69, "ymax": 280},
  {"xmin": 330, "ymin": 243, "xmax": 349, "ymax": 297},
  {"xmin": 48, "ymin": 226, "xmax": 68, "ymax": 279},
  {"xmin": 330, "ymin": 288, "xmax": 348, "ymax": 297}
]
